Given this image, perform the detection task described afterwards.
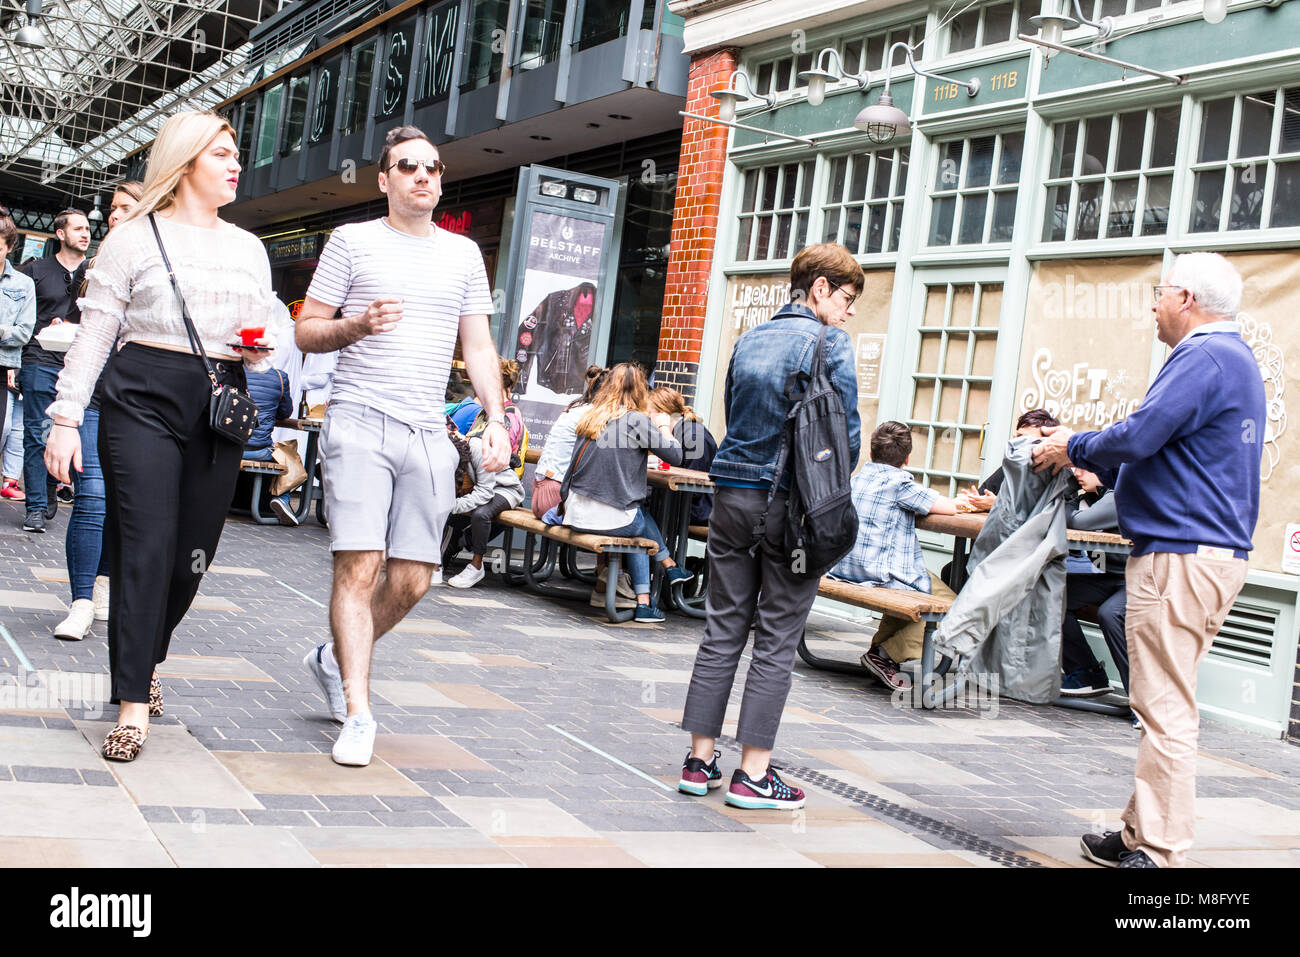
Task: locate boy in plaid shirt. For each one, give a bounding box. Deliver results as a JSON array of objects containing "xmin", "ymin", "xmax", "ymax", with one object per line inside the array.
[{"xmin": 830, "ymin": 421, "xmax": 959, "ymax": 689}]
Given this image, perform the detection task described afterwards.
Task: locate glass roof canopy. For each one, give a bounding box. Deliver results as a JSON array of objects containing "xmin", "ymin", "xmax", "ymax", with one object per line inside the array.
[{"xmin": 0, "ymin": 0, "xmax": 279, "ymax": 202}]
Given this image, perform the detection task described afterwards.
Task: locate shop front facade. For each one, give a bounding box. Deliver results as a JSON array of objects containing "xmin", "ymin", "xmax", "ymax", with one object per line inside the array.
[{"xmin": 662, "ymin": 0, "xmax": 1300, "ymax": 739}]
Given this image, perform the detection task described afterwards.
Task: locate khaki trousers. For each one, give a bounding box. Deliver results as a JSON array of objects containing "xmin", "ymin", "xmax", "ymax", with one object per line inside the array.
[
  {"xmin": 870, "ymin": 573, "xmax": 957, "ymax": 662},
  {"xmin": 1120, "ymin": 551, "xmax": 1247, "ymax": 867}
]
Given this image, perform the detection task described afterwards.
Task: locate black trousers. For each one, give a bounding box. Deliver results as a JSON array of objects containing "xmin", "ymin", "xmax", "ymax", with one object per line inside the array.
[
  {"xmin": 446, "ymin": 493, "xmax": 510, "ymax": 557},
  {"xmin": 1062, "ymin": 570, "xmax": 1130, "ymax": 691},
  {"xmin": 99, "ymin": 344, "xmax": 246, "ymax": 703}
]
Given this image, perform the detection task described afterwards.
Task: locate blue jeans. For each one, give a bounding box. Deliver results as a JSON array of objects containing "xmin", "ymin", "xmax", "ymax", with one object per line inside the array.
[
  {"xmin": 19, "ymin": 363, "xmax": 59, "ymax": 514},
  {"xmin": 1, "ymin": 391, "xmax": 21, "ymax": 479},
  {"xmin": 66, "ymin": 407, "xmax": 109, "ymax": 601},
  {"xmin": 573, "ymin": 507, "xmax": 667, "ymax": 596},
  {"xmin": 242, "ymin": 446, "xmax": 290, "ymax": 507}
]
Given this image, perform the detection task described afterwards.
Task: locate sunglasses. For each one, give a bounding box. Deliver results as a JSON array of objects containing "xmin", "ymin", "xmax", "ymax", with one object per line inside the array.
[{"xmin": 385, "ymin": 158, "xmax": 447, "ymax": 177}]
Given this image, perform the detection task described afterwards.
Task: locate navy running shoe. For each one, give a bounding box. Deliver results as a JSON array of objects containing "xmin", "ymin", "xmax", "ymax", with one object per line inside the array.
[
  {"xmin": 724, "ymin": 766, "xmax": 806, "ymax": 810},
  {"xmin": 678, "ymin": 750, "xmax": 723, "ymax": 796}
]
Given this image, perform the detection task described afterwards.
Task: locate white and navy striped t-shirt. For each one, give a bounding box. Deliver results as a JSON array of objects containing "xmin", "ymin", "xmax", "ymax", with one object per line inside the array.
[{"xmin": 305, "ymin": 218, "xmax": 494, "ymax": 429}]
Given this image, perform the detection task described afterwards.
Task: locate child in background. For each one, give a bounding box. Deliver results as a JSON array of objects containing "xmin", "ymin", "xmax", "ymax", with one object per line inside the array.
[
  {"xmin": 829, "ymin": 421, "xmax": 959, "ymax": 690},
  {"xmin": 648, "ymin": 386, "xmax": 717, "ymax": 524}
]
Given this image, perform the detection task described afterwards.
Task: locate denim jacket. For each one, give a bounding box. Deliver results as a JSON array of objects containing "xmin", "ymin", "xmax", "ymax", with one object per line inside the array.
[
  {"xmin": 710, "ymin": 302, "xmax": 861, "ymax": 488},
  {"xmin": 0, "ymin": 259, "xmax": 37, "ymax": 369}
]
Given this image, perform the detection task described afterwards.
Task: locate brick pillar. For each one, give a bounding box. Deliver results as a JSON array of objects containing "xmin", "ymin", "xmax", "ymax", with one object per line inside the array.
[{"xmin": 655, "ymin": 47, "xmax": 737, "ymax": 406}]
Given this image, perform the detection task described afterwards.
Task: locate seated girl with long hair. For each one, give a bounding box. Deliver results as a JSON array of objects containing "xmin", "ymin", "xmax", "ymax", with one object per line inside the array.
[{"xmin": 559, "ymin": 363, "xmax": 693, "ymax": 622}]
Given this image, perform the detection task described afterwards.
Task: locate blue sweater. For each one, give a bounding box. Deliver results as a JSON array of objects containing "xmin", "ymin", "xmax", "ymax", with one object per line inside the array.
[{"xmin": 1067, "ymin": 328, "xmax": 1265, "ymax": 560}]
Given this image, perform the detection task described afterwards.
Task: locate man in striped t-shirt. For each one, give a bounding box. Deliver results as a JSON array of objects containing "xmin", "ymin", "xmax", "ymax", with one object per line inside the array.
[{"xmin": 295, "ymin": 125, "xmax": 510, "ymax": 767}]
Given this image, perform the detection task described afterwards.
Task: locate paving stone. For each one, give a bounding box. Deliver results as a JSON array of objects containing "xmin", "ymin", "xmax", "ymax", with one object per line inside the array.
[{"xmin": 12, "ymin": 766, "xmax": 82, "ymax": 785}]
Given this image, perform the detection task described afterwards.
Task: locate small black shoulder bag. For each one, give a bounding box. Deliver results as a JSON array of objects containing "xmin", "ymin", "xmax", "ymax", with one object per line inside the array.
[{"xmin": 148, "ymin": 213, "xmax": 258, "ymax": 446}]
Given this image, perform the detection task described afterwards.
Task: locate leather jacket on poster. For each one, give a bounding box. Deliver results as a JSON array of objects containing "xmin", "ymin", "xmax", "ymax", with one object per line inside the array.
[{"xmin": 514, "ymin": 282, "xmax": 596, "ymax": 395}]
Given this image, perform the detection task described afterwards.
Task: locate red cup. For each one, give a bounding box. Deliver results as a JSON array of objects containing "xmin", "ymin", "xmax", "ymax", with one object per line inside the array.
[{"xmin": 240, "ymin": 326, "xmax": 265, "ymax": 347}]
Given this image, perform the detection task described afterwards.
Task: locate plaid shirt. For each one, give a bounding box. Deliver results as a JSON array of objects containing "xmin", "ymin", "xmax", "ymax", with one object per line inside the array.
[{"xmin": 830, "ymin": 463, "xmax": 939, "ymax": 592}]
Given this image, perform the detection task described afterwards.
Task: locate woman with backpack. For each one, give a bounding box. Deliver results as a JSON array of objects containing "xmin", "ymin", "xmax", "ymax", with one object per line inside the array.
[
  {"xmin": 677, "ymin": 244, "xmax": 861, "ymax": 810},
  {"xmin": 560, "ymin": 362, "xmax": 695, "ymax": 623}
]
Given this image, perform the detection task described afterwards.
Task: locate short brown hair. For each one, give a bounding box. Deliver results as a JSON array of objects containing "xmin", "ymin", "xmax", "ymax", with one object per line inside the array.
[
  {"xmin": 1016, "ymin": 408, "xmax": 1060, "ymax": 431},
  {"xmin": 790, "ymin": 243, "xmax": 865, "ymax": 304},
  {"xmin": 379, "ymin": 125, "xmax": 434, "ymax": 172},
  {"xmin": 114, "ymin": 180, "xmax": 145, "ymax": 202},
  {"xmin": 53, "ymin": 209, "xmax": 86, "ymax": 236},
  {"xmin": 870, "ymin": 421, "xmax": 912, "ymax": 468},
  {"xmin": 500, "ymin": 358, "xmax": 521, "ymax": 393},
  {"xmin": 0, "ymin": 205, "xmax": 16, "ymax": 255}
]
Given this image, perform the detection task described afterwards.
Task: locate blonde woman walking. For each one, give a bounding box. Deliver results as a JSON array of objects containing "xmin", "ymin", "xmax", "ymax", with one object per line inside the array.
[{"xmin": 45, "ymin": 112, "xmax": 285, "ymax": 761}]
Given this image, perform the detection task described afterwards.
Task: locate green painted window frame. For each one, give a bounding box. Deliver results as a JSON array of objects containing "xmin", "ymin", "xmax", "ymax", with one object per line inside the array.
[
  {"xmin": 820, "ymin": 147, "xmax": 910, "ymax": 255},
  {"xmin": 926, "ymin": 128, "xmax": 1025, "ymax": 247},
  {"xmin": 945, "ymin": 0, "xmax": 1023, "ymax": 55},
  {"xmin": 732, "ymin": 160, "xmax": 815, "ymax": 263}
]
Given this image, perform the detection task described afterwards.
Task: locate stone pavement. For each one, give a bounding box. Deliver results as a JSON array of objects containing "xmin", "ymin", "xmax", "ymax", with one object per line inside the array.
[{"xmin": 1, "ymin": 502, "xmax": 1297, "ymax": 868}]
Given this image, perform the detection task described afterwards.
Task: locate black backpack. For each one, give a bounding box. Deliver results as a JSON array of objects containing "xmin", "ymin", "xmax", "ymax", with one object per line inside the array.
[{"xmin": 749, "ymin": 325, "xmax": 858, "ymax": 579}]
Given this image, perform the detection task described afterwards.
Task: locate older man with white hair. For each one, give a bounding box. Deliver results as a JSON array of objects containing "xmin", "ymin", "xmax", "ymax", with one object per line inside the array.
[{"xmin": 1033, "ymin": 252, "xmax": 1266, "ymax": 868}]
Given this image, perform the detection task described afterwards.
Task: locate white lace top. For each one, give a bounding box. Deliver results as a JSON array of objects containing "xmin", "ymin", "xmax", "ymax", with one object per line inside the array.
[{"xmin": 49, "ymin": 214, "xmax": 288, "ymax": 423}]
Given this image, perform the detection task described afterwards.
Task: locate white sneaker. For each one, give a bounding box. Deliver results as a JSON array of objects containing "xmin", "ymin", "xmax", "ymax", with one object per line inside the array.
[
  {"xmin": 54, "ymin": 599, "xmax": 95, "ymax": 641},
  {"xmin": 447, "ymin": 564, "xmax": 485, "ymax": 589},
  {"xmin": 429, "ymin": 567, "xmax": 443, "ymax": 586},
  {"xmin": 304, "ymin": 643, "xmax": 347, "ymax": 723},
  {"xmin": 92, "ymin": 576, "xmax": 110, "ymax": 621},
  {"xmin": 332, "ymin": 714, "xmax": 376, "ymax": 767}
]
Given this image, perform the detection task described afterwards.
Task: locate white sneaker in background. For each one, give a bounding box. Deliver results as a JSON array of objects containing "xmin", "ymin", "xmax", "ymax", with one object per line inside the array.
[
  {"xmin": 332, "ymin": 714, "xmax": 377, "ymax": 766},
  {"xmin": 92, "ymin": 576, "xmax": 110, "ymax": 621},
  {"xmin": 54, "ymin": 599, "xmax": 95, "ymax": 641},
  {"xmin": 446, "ymin": 564, "xmax": 485, "ymax": 589}
]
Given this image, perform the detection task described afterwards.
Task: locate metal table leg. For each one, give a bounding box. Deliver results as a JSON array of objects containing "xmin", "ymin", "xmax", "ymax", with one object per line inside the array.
[{"xmin": 292, "ymin": 429, "xmax": 320, "ymax": 524}]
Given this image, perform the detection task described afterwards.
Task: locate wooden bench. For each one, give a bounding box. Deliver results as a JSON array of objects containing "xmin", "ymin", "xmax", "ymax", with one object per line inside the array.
[
  {"xmin": 238, "ymin": 459, "xmax": 287, "ymax": 526},
  {"xmin": 495, "ymin": 509, "xmax": 661, "ymax": 623}
]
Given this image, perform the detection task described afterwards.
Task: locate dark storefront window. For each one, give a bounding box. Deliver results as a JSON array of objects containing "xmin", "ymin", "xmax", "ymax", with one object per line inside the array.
[
  {"xmin": 310, "ymin": 56, "xmax": 342, "ymax": 145},
  {"xmin": 466, "ymin": 0, "xmax": 510, "ymax": 90},
  {"xmin": 381, "ymin": 18, "xmax": 418, "ymax": 117},
  {"xmin": 237, "ymin": 100, "xmax": 257, "ymax": 165},
  {"xmin": 344, "ymin": 39, "xmax": 377, "ymax": 134},
  {"xmin": 282, "ymin": 72, "xmax": 310, "ymax": 156},
  {"xmin": 255, "ymin": 83, "xmax": 283, "ymax": 167},
  {"xmin": 608, "ymin": 172, "xmax": 677, "ymax": 373},
  {"xmin": 517, "ymin": 0, "xmax": 566, "ymax": 70},
  {"xmin": 417, "ymin": 0, "xmax": 459, "ymax": 103}
]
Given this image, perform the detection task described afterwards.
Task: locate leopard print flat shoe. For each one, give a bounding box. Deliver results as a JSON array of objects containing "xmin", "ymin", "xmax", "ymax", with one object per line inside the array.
[
  {"xmin": 149, "ymin": 673, "xmax": 163, "ymax": 717},
  {"xmin": 102, "ymin": 724, "xmax": 148, "ymax": 762}
]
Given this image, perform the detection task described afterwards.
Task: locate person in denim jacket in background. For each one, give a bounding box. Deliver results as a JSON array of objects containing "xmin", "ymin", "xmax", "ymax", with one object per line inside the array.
[
  {"xmin": 0, "ymin": 206, "xmax": 36, "ymax": 494},
  {"xmin": 678, "ymin": 243, "xmax": 862, "ymax": 810}
]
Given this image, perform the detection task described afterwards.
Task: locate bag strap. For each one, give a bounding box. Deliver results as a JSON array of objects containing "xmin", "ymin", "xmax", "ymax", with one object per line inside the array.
[{"xmin": 148, "ymin": 212, "xmax": 220, "ymax": 394}]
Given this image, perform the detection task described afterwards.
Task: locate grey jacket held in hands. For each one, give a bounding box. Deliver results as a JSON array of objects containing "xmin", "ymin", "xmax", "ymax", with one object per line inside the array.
[{"xmin": 931, "ymin": 436, "xmax": 1070, "ymax": 705}]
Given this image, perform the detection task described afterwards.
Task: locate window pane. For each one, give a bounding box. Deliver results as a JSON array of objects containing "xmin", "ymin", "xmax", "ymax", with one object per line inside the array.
[
  {"xmin": 1044, "ymin": 185, "xmax": 1069, "ymax": 241},
  {"xmin": 310, "ymin": 58, "xmax": 341, "ymax": 144},
  {"xmin": 775, "ymin": 213, "xmax": 792, "ymax": 257},
  {"xmin": 774, "ymin": 58, "xmax": 792, "ymax": 91},
  {"xmin": 865, "ymin": 204, "xmax": 887, "ymax": 254},
  {"xmin": 345, "ymin": 42, "xmax": 376, "ymax": 134},
  {"xmin": 795, "ymin": 212, "xmax": 808, "ymax": 250},
  {"xmin": 1133, "ymin": 0, "xmax": 1160, "ymax": 9},
  {"xmin": 1238, "ymin": 91, "xmax": 1275, "ymax": 158},
  {"xmin": 466, "ymin": 0, "xmax": 509, "ymax": 89},
  {"xmin": 1149, "ymin": 106, "xmax": 1179, "ymax": 167},
  {"xmin": 753, "ymin": 217, "xmax": 773, "ymax": 259},
  {"xmin": 735, "ymin": 218, "xmax": 753, "ymax": 259},
  {"xmin": 793, "ymin": 52, "xmax": 813, "ymax": 88},
  {"xmin": 843, "ymin": 40, "xmax": 863, "ymax": 73},
  {"xmin": 1114, "ymin": 112, "xmax": 1145, "ymax": 171},
  {"xmin": 959, "ymin": 194, "xmax": 988, "ymax": 244},
  {"xmin": 1075, "ymin": 180, "xmax": 1102, "ymax": 239},
  {"xmin": 872, "ymin": 152, "xmax": 893, "ymax": 199},
  {"xmin": 998, "ymin": 132, "xmax": 1024, "ymax": 184},
  {"xmin": 1051, "ymin": 122, "xmax": 1078, "ymax": 178},
  {"xmin": 1142, "ymin": 174, "xmax": 1172, "ymax": 236},
  {"xmin": 282, "ymin": 74, "xmax": 309, "ymax": 155},
  {"xmin": 780, "ymin": 164, "xmax": 798, "ymax": 208},
  {"xmin": 844, "ymin": 206, "xmax": 864, "ymax": 253},
  {"xmin": 799, "ymin": 163, "xmax": 814, "ymax": 205},
  {"xmin": 1083, "ymin": 116, "xmax": 1111, "ymax": 175},
  {"xmin": 897, "ymin": 148, "xmax": 910, "ymax": 193},
  {"xmin": 937, "ymin": 141, "xmax": 963, "ymax": 191},
  {"xmin": 1189, "ymin": 169, "xmax": 1225, "ymax": 232},
  {"xmin": 741, "ymin": 169, "xmax": 759, "ymax": 212},
  {"xmin": 1279, "ymin": 88, "xmax": 1300, "ymax": 153},
  {"xmin": 984, "ymin": 3, "xmax": 1014, "ymax": 44},
  {"xmin": 849, "ymin": 157, "xmax": 870, "ymax": 201},
  {"xmin": 890, "ymin": 200, "xmax": 904, "ymax": 250},
  {"xmin": 827, "ymin": 157, "xmax": 847, "ymax": 203},
  {"xmin": 238, "ymin": 101, "xmax": 257, "ymax": 160},
  {"xmin": 1199, "ymin": 98, "xmax": 1233, "ymax": 162},
  {"xmin": 419, "ymin": 2, "xmax": 459, "ymax": 101},
  {"xmin": 256, "ymin": 84, "xmax": 283, "ymax": 167},
  {"xmin": 889, "ymin": 33, "xmax": 909, "ymax": 65},
  {"xmin": 1107, "ymin": 178, "xmax": 1138, "ymax": 238},
  {"xmin": 930, "ymin": 196, "xmax": 956, "ymax": 245},
  {"xmin": 949, "ymin": 9, "xmax": 979, "ymax": 53},
  {"xmin": 865, "ymin": 35, "xmax": 885, "ymax": 72},
  {"xmin": 756, "ymin": 62, "xmax": 773, "ymax": 95},
  {"xmin": 761, "ymin": 169, "xmax": 778, "ymax": 210},
  {"xmin": 1229, "ymin": 167, "xmax": 1265, "ymax": 230},
  {"xmin": 1099, "ymin": 0, "xmax": 1127, "ymax": 16},
  {"xmin": 990, "ymin": 191, "xmax": 1017, "ymax": 242},
  {"xmin": 381, "ymin": 19, "xmax": 417, "ymax": 117},
  {"xmin": 966, "ymin": 136, "xmax": 995, "ymax": 188},
  {"xmin": 821, "ymin": 209, "xmax": 841, "ymax": 243},
  {"xmin": 1271, "ymin": 161, "xmax": 1300, "ymax": 226}
]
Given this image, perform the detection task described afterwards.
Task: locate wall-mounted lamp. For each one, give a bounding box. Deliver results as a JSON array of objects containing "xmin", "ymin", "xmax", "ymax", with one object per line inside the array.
[
  {"xmin": 797, "ymin": 48, "xmax": 870, "ymax": 107},
  {"xmin": 1019, "ymin": 0, "xmax": 1186, "ymax": 85},
  {"xmin": 1203, "ymin": 0, "xmax": 1228, "ymax": 22},
  {"xmin": 709, "ymin": 69, "xmax": 775, "ymax": 124},
  {"xmin": 854, "ymin": 42, "xmax": 979, "ymax": 145},
  {"xmin": 13, "ymin": 0, "xmax": 45, "ymax": 48}
]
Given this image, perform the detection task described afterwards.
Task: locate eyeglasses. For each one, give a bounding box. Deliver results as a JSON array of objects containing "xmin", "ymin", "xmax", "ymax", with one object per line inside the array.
[
  {"xmin": 1152, "ymin": 284, "xmax": 1187, "ymax": 304},
  {"xmin": 827, "ymin": 280, "xmax": 860, "ymax": 306},
  {"xmin": 385, "ymin": 158, "xmax": 446, "ymax": 177}
]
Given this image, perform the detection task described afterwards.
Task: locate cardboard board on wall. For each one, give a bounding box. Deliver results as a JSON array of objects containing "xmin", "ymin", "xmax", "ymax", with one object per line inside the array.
[
  {"xmin": 706, "ymin": 269, "xmax": 895, "ymax": 473},
  {"xmin": 1014, "ymin": 257, "xmax": 1162, "ymax": 430},
  {"xmin": 1224, "ymin": 251, "xmax": 1299, "ymax": 575}
]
